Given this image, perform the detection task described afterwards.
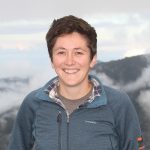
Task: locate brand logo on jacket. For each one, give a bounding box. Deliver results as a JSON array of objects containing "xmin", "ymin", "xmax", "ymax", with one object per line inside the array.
[{"xmin": 84, "ymin": 120, "xmax": 97, "ymax": 124}]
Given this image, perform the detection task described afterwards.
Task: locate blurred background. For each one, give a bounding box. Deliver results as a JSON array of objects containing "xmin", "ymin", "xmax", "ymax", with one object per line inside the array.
[{"xmin": 0, "ymin": 0, "xmax": 150, "ymax": 149}]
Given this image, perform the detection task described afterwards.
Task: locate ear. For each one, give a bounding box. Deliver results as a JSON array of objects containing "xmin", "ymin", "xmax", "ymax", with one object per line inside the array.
[
  {"xmin": 90, "ymin": 55, "xmax": 97, "ymax": 68},
  {"xmin": 51, "ymin": 61, "xmax": 55, "ymax": 69}
]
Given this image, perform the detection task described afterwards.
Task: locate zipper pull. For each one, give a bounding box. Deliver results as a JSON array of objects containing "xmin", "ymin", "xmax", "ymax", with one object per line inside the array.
[
  {"xmin": 57, "ymin": 111, "xmax": 62, "ymax": 123},
  {"xmin": 66, "ymin": 112, "xmax": 70, "ymax": 123}
]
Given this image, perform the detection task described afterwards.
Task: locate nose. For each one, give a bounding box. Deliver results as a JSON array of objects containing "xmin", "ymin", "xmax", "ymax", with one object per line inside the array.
[{"xmin": 65, "ymin": 52, "xmax": 75, "ymax": 66}]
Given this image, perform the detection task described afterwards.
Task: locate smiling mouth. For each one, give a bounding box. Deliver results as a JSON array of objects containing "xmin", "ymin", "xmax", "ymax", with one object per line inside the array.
[{"xmin": 63, "ymin": 69, "xmax": 79, "ymax": 74}]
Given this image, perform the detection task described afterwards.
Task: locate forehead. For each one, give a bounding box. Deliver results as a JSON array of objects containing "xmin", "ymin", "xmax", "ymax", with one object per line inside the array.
[{"xmin": 53, "ymin": 32, "xmax": 89, "ymax": 48}]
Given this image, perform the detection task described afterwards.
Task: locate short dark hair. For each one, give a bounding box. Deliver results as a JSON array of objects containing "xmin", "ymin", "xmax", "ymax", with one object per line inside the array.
[{"xmin": 46, "ymin": 15, "xmax": 97, "ymax": 61}]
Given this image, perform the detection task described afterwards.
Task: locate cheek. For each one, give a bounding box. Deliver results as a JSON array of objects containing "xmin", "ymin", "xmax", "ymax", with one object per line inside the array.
[
  {"xmin": 79, "ymin": 58, "xmax": 92, "ymax": 67},
  {"xmin": 52, "ymin": 56, "xmax": 63, "ymax": 67},
  {"xmin": 51, "ymin": 61, "xmax": 60, "ymax": 70}
]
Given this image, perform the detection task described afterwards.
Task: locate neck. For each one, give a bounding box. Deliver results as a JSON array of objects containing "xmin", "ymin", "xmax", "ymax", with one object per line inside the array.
[{"xmin": 58, "ymin": 81, "xmax": 92, "ymax": 100}]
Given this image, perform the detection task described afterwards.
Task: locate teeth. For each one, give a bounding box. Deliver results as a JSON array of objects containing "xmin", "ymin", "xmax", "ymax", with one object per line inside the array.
[{"xmin": 64, "ymin": 69, "xmax": 78, "ymax": 74}]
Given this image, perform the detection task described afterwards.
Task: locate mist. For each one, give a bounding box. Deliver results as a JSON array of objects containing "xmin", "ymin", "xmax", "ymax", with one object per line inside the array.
[
  {"xmin": 0, "ymin": 69, "xmax": 56, "ymax": 113},
  {"xmin": 93, "ymin": 65, "xmax": 150, "ymax": 115}
]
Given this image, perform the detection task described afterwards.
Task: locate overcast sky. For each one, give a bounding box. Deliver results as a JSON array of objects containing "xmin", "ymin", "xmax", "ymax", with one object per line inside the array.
[{"xmin": 0, "ymin": 0, "xmax": 150, "ymax": 77}]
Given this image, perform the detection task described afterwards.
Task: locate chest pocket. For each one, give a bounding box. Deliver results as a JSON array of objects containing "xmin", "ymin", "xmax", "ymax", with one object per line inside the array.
[{"xmin": 76, "ymin": 120, "xmax": 119, "ymax": 150}]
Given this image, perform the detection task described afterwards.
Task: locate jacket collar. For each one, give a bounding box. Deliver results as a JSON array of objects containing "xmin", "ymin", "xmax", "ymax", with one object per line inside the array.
[{"xmin": 35, "ymin": 75, "xmax": 107, "ymax": 108}]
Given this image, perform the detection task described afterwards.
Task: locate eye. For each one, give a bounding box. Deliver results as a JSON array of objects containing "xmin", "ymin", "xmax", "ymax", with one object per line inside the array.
[
  {"xmin": 75, "ymin": 51, "xmax": 84, "ymax": 55},
  {"xmin": 57, "ymin": 51, "xmax": 66, "ymax": 55}
]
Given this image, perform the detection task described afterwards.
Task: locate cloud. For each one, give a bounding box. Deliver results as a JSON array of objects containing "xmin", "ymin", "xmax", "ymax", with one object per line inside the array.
[
  {"xmin": 137, "ymin": 89, "xmax": 150, "ymax": 117},
  {"xmin": 0, "ymin": 20, "xmax": 48, "ymax": 52},
  {"xmin": 124, "ymin": 49, "xmax": 147, "ymax": 57},
  {"xmin": 0, "ymin": 60, "xmax": 35, "ymax": 78},
  {"xmin": 0, "ymin": 69, "xmax": 56, "ymax": 113},
  {"xmin": 94, "ymin": 13, "xmax": 150, "ymax": 60},
  {"xmin": 0, "ymin": 91, "xmax": 25, "ymax": 114},
  {"xmin": 0, "ymin": 20, "xmax": 49, "ymax": 34},
  {"xmin": 91, "ymin": 71, "xmax": 119, "ymax": 89},
  {"xmin": 0, "ymin": 46, "xmax": 54, "ymax": 78},
  {"xmin": 0, "ymin": 31, "xmax": 46, "ymax": 51},
  {"xmin": 0, "ymin": 0, "xmax": 150, "ymax": 22},
  {"xmin": 94, "ymin": 62, "xmax": 150, "ymax": 93},
  {"xmin": 0, "ymin": 8, "xmax": 150, "ymax": 61},
  {"xmin": 122, "ymin": 66, "xmax": 150, "ymax": 92}
]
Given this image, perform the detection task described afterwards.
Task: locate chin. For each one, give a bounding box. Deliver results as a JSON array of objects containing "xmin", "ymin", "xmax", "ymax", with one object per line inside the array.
[
  {"xmin": 60, "ymin": 80, "xmax": 82, "ymax": 87},
  {"xmin": 64, "ymin": 82, "xmax": 80, "ymax": 87}
]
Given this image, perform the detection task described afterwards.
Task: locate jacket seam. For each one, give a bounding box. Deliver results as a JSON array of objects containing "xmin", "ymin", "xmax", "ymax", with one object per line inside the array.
[{"xmin": 32, "ymin": 99, "xmax": 43, "ymax": 149}]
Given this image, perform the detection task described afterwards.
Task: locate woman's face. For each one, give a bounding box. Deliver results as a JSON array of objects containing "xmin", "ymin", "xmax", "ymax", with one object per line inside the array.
[{"xmin": 52, "ymin": 32, "xmax": 96, "ymax": 88}]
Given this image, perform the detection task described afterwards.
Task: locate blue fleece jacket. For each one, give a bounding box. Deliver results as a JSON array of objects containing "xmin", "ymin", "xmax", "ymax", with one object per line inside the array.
[{"xmin": 8, "ymin": 75, "xmax": 144, "ymax": 150}]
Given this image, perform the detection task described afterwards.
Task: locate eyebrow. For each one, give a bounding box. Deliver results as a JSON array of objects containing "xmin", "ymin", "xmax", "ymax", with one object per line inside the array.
[
  {"xmin": 74, "ymin": 48, "xmax": 88, "ymax": 52},
  {"xmin": 53, "ymin": 47, "xmax": 66, "ymax": 51},
  {"xmin": 54, "ymin": 47, "xmax": 88, "ymax": 52}
]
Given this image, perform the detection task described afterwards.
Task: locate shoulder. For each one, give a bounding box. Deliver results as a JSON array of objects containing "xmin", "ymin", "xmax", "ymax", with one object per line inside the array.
[
  {"xmin": 18, "ymin": 88, "xmax": 42, "ymax": 115},
  {"xmin": 103, "ymin": 85, "xmax": 140, "ymax": 125},
  {"xmin": 103, "ymin": 85, "xmax": 139, "ymax": 122},
  {"xmin": 104, "ymin": 85, "xmax": 131, "ymax": 106},
  {"xmin": 24, "ymin": 88, "xmax": 42, "ymax": 103},
  {"xmin": 20, "ymin": 77, "xmax": 58, "ymax": 111},
  {"xmin": 103, "ymin": 85, "xmax": 136, "ymax": 115}
]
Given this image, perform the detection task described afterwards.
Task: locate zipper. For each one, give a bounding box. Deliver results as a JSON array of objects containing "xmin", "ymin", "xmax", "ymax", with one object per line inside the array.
[
  {"xmin": 57, "ymin": 111, "xmax": 62, "ymax": 150},
  {"xmin": 56, "ymin": 108, "xmax": 70, "ymax": 150},
  {"xmin": 66, "ymin": 112, "xmax": 70, "ymax": 150},
  {"xmin": 51, "ymin": 102, "xmax": 85, "ymax": 150},
  {"xmin": 109, "ymin": 135, "xmax": 114, "ymax": 150}
]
